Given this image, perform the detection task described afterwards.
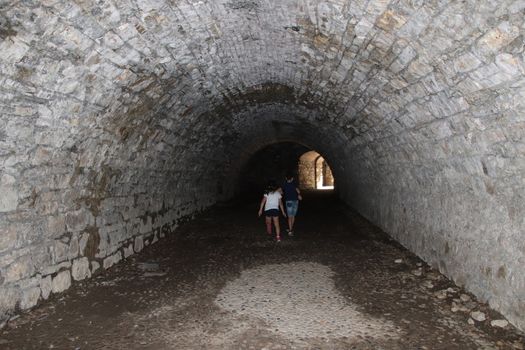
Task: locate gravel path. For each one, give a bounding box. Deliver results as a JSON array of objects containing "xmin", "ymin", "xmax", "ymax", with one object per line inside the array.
[
  {"xmin": 215, "ymin": 262, "xmax": 397, "ymax": 341},
  {"xmin": 1, "ymin": 191, "xmax": 523, "ymax": 349}
]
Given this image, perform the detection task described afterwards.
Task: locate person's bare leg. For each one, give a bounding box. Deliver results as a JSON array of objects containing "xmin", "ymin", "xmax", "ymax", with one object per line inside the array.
[
  {"xmin": 265, "ymin": 217, "xmax": 272, "ymax": 235},
  {"xmin": 273, "ymin": 217, "xmax": 281, "ymax": 241},
  {"xmin": 289, "ymin": 216, "xmax": 295, "ymax": 231}
]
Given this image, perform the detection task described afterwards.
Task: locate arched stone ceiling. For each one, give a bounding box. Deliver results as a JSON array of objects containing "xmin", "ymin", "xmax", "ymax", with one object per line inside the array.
[{"xmin": 0, "ymin": 0, "xmax": 524, "ymax": 330}]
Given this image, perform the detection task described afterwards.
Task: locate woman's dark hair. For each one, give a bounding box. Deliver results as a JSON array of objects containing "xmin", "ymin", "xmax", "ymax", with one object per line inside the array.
[{"xmin": 265, "ymin": 180, "xmax": 278, "ymax": 194}]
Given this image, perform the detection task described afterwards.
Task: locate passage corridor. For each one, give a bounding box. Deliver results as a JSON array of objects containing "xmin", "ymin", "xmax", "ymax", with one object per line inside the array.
[{"xmin": 1, "ymin": 192, "xmax": 524, "ymax": 349}]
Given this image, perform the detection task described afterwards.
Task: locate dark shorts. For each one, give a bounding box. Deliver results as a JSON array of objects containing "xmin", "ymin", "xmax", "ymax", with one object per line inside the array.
[{"xmin": 265, "ymin": 209, "xmax": 280, "ymax": 217}]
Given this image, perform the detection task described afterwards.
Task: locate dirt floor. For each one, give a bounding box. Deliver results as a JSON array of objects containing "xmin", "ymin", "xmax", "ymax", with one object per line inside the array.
[{"xmin": 1, "ymin": 191, "xmax": 524, "ymax": 349}]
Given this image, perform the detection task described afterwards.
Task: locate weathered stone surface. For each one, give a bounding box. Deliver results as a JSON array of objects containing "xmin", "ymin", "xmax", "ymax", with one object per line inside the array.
[
  {"xmin": 71, "ymin": 257, "xmax": 91, "ymax": 281},
  {"xmin": 91, "ymin": 261, "xmax": 100, "ymax": 274},
  {"xmin": 40, "ymin": 275, "xmax": 52, "ymax": 300},
  {"xmin": 491, "ymin": 319, "xmax": 509, "ymax": 328},
  {"xmin": 0, "ymin": 223, "xmax": 18, "ymax": 254},
  {"xmin": 103, "ymin": 251, "xmax": 122, "ymax": 269},
  {"xmin": 123, "ymin": 244, "xmax": 134, "ymax": 258},
  {"xmin": 52, "ymin": 240, "xmax": 69, "ymax": 263},
  {"xmin": 471, "ymin": 311, "xmax": 486, "ymax": 322},
  {"xmin": 41, "ymin": 261, "xmax": 71, "ymax": 276},
  {"xmin": 477, "ymin": 22, "xmax": 520, "ymax": 54},
  {"xmin": 460, "ymin": 294, "xmax": 471, "ymax": 302},
  {"xmin": 0, "ymin": 286, "xmax": 18, "ymax": 322},
  {"xmin": 4, "ymin": 255, "xmax": 34, "ymax": 283},
  {"xmin": 134, "ymin": 236, "xmax": 144, "ymax": 253},
  {"xmin": 47, "ymin": 215, "xmax": 66, "ymax": 236},
  {"xmin": 20, "ymin": 286, "xmax": 40, "ymax": 310},
  {"xmin": 68, "ymin": 235, "xmax": 79, "ymax": 260},
  {"xmin": 52, "ymin": 271, "xmax": 71, "ymax": 294},
  {"xmin": 65, "ymin": 209, "xmax": 95, "ymax": 232},
  {"xmin": 0, "ymin": 186, "xmax": 18, "ymax": 212}
]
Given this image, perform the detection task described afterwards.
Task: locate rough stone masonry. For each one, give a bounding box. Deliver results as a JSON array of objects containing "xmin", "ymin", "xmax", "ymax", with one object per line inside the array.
[{"xmin": 0, "ymin": 0, "xmax": 524, "ymax": 331}]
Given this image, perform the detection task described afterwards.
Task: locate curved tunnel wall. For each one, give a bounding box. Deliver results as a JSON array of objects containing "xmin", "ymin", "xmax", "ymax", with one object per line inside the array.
[{"xmin": 0, "ymin": 0, "xmax": 524, "ymax": 330}]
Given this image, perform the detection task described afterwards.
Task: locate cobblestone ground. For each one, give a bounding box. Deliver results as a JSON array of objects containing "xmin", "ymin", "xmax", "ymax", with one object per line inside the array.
[{"xmin": 1, "ymin": 192, "xmax": 524, "ymax": 350}]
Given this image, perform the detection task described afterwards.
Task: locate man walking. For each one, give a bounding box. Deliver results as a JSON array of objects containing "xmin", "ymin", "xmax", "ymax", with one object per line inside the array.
[{"xmin": 282, "ymin": 173, "xmax": 302, "ymax": 236}]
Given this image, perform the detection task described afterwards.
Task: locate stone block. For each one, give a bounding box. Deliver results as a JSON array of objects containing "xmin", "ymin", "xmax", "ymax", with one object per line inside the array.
[
  {"xmin": 139, "ymin": 216, "xmax": 152, "ymax": 234},
  {"xmin": 72, "ymin": 257, "xmax": 91, "ymax": 281},
  {"xmin": 53, "ymin": 240, "xmax": 69, "ymax": 263},
  {"xmin": 123, "ymin": 244, "xmax": 134, "ymax": 258},
  {"xmin": 453, "ymin": 53, "xmax": 482, "ymax": 73},
  {"xmin": 40, "ymin": 275, "xmax": 52, "ymax": 300},
  {"xmin": 4, "ymin": 255, "xmax": 35, "ymax": 283},
  {"xmin": 108, "ymin": 226, "xmax": 127, "ymax": 247},
  {"xmin": 51, "ymin": 270, "xmax": 71, "ymax": 294},
  {"xmin": 91, "ymin": 261, "xmax": 100, "ymax": 274},
  {"xmin": 31, "ymin": 146, "xmax": 52, "ymax": 166},
  {"xmin": 20, "ymin": 286, "xmax": 40, "ymax": 310},
  {"xmin": 495, "ymin": 53, "xmax": 523, "ymax": 77},
  {"xmin": 0, "ymin": 36, "xmax": 29, "ymax": 62},
  {"xmin": 0, "ymin": 186, "xmax": 18, "ymax": 212},
  {"xmin": 79, "ymin": 232, "xmax": 89, "ymax": 255},
  {"xmin": 0, "ymin": 223, "xmax": 18, "ymax": 253},
  {"xmin": 375, "ymin": 10, "xmax": 407, "ymax": 31},
  {"xmin": 30, "ymin": 245, "xmax": 53, "ymax": 274},
  {"xmin": 47, "ymin": 215, "xmax": 66, "ymax": 236},
  {"xmin": 151, "ymin": 233, "xmax": 159, "ymax": 244},
  {"xmin": 0, "ymin": 174, "xmax": 15, "ymax": 186},
  {"xmin": 477, "ymin": 22, "xmax": 520, "ymax": 54},
  {"xmin": 0, "ymin": 286, "xmax": 18, "ymax": 321},
  {"xmin": 65, "ymin": 209, "xmax": 94, "ymax": 232},
  {"xmin": 103, "ymin": 251, "xmax": 122, "ymax": 269},
  {"xmin": 41, "ymin": 261, "xmax": 71, "ymax": 276},
  {"xmin": 68, "ymin": 234, "xmax": 79, "ymax": 260},
  {"xmin": 134, "ymin": 235, "xmax": 144, "ymax": 253},
  {"xmin": 508, "ymin": 0, "xmax": 525, "ymax": 13},
  {"xmin": 103, "ymin": 31, "xmax": 124, "ymax": 50}
]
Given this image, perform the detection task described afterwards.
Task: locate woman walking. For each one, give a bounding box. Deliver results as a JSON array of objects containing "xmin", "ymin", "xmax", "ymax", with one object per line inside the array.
[{"xmin": 258, "ymin": 180, "xmax": 287, "ymax": 242}]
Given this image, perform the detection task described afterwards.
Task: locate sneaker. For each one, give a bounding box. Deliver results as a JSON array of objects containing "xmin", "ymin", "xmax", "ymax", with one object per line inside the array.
[
  {"xmin": 288, "ymin": 231, "xmax": 294, "ymax": 237},
  {"xmin": 276, "ymin": 237, "xmax": 281, "ymax": 242}
]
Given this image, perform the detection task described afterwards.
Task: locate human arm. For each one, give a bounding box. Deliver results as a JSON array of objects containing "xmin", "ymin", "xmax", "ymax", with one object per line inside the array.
[
  {"xmin": 296, "ymin": 187, "xmax": 302, "ymax": 200},
  {"xmin": 258, "ymin": 196, "xmax": 267, "ymax": 217},
  {"xmin": 279, "ymin": 198, "xmax": 287, "ymax": 217}
]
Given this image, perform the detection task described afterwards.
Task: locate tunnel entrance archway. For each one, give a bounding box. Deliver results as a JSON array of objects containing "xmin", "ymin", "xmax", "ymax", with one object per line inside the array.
[
  {"xmin": 237, "ymin": 142, "xmax": 337, "ymax": 199},
  {"xmin": 238, "ymin": 142, "xmax": 310, "ymax": 198},
  {"xmin": 298, "ymin": 151, "xmax": 335, "ymax": 190}
]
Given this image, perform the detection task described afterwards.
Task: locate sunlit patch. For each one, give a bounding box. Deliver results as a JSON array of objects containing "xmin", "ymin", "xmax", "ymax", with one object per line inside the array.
[
  {"xmin": 215, "ymin": 262, "xmax": 399, "ymax": 340},
  {"xmin": 298, "ymin": 151, "xmax": 335, "ymax": 190}
]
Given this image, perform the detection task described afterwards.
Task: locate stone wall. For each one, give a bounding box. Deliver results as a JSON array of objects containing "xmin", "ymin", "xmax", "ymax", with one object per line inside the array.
[
  {"xmin": 322, "ymin": 162, "xmax": 334, "ymax": 187},
  {"xmin": 298, "ymin": 151, "xmax": 318, "ymax": 189},
  {"xmin": 0, "ymin": 0, "xmax": 524, "ymax": 331},
  {"xmin": 298, "ymin": 151, "xmax": 335, "ymax": 189}
]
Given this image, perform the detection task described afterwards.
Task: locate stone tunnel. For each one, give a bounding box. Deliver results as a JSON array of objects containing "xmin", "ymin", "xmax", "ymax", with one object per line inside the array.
[{"xmin": 0, "ymin": 0, "xmax": 524, "ymax": 345}]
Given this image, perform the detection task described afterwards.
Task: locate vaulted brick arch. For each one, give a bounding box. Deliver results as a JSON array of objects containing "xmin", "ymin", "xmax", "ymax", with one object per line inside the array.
[{"xmin": 0, "ymin": 0, "xmax": 524, "ymax": 330}]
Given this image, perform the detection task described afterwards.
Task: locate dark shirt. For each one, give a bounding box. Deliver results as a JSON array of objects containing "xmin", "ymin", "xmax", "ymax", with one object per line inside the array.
[{"xmin": 282, "ymin": 180, "xmax": 299, "ymax": 201}]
